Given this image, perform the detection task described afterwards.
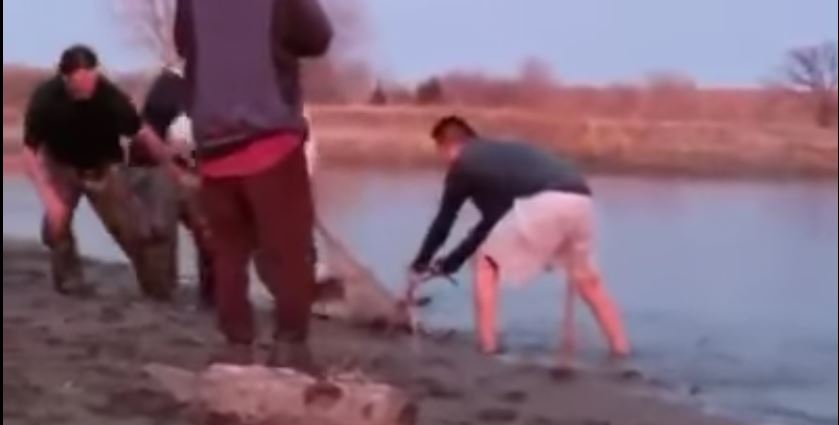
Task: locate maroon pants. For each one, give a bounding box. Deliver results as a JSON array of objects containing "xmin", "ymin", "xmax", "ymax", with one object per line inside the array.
[{"xmin": 200, "ymin": 145, "xmax": 316, "ymax": 345}]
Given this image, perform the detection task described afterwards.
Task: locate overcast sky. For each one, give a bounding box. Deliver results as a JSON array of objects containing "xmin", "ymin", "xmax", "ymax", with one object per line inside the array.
[{"xmin": 5, "ymin": 0, "xmax": 838, "ymax": 85}]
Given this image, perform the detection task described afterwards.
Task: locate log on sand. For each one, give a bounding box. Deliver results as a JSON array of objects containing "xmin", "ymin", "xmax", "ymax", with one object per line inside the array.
[{"xmin": 146, "ymin": 364, "xmax": 418, "ymax": 425}]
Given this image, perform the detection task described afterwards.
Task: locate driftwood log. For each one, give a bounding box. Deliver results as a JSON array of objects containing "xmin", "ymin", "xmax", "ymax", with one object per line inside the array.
[{"xmin": 146, "ymin": 364, "xmax": 417, "ymax": 425}]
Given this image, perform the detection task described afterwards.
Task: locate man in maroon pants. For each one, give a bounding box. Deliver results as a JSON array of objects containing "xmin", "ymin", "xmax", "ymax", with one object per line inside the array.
[{"xmin": 174, "ymin": 0, "xmax": 333, "ymax": 368}]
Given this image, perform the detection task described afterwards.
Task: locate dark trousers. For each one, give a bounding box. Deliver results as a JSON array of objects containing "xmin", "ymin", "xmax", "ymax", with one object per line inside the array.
[
  {"xmin": 40, "ymin": 159, "xmax": 173, "ymax": 299},
  {"xmin": 200, "ymin": 145, "xmax": 316, "ymax": 345},
  {"xmin": 126, "ymin": 166, "xmax": 215, "ymax": 305},
  {"xmin": 180, "ymin": 198, "xmax": 216, "ymax": 306}
]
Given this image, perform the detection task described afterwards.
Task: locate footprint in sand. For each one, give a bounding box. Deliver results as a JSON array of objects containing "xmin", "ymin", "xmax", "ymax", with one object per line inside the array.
[
  {"xmin": 28, "ymin": 297, "xmax": 50, "ymax": 310},
  {"xmin": 5, "ymin": 269, "xmax": 48, "ymax": 284},
  {"xmin": 90, "ymin": 387, "xmax": 184, "ymax": 420},
  {"xmin": 414, "ymin": 376, "xmax": 464, "ymax": 400},
  {"xmin": 43, "ymin": 333, "xmax": 64, "ymax": 348},
  {"xmin": 3, "ymin": 315, "xmax": 31, "ymax": 326},
  {"xmin": 421, "ymin": 355, "xmax": 456, "ymax": 370},
  {"xmin": 526, "ymin": 417, "xmax": 558, "ymax": 425},
  {"xmin": 476, "ymin": 406, "xmax": 519, "ymax": 423},
  {"xmin": 497, "ymin": 390, "xmax": 528, "ymax": 404},
  {"xmin": 98, "ymin": 306, "xmax": 127, "ymax": 323},
  {"xmin": 549, "ymin": 366, "xmax": 578, "ymax": 382},
  {"xmin": 167, "ymin": 334, "xmax": 204, "ymax": 349}
]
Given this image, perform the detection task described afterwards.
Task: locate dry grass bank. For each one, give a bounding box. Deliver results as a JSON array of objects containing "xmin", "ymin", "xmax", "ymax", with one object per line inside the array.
[
  {"xmin": 310, "ymin": 105, "xmax": 838, "ymax": 176},
  {"xmin": 4, "ymin": 66, "xmax": 836, "ymax": 177}
]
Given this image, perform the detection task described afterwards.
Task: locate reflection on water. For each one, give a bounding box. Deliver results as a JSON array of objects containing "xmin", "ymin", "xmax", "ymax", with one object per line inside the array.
[{"xmin": 4, "ymin": 170, "xmax": 838, "ymax": 425}]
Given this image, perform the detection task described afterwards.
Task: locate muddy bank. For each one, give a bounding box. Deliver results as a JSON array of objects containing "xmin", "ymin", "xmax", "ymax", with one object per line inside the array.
[{"xmin": 3, "ymin": 238, "xmax": 745, "ymax": 425}]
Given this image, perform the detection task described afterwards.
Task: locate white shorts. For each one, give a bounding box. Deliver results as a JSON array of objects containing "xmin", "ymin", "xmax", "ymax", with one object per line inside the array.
[{"xmin": 480, "ymin": 192, "xmax": 597, "ymax": 285}]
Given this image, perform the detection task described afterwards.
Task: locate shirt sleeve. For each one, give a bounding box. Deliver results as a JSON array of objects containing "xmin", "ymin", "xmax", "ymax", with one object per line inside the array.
[
  {"xmin": 108, "ymin": 83, "xmax": 143, "ymax": 137},
  {"xmin": 275, "ymin": 0, "xmax": 334, "ymax": 57},
  {"xmin": 412, "ymin": 166, "xmax": 470, "ymax": 270},
  {"xmin": 439, "ymin": 208, "xmax": 506, "ymax": 274},
  {"xmin": 174, "ymin": 0, "xmax": 194, "ymax": 60},
  {"xmin": 142, "ymin": 72, "xmax": 182, "ymax": 139},
  {"xmin": 23, "ymin": 86, "xmax": 49, "ymax": 149}
]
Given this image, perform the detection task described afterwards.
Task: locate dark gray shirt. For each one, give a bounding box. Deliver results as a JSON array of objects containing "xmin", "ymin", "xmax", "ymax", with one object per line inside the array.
[
  {"xmin": 175, "ymin": 0, "xmax": 332, "ymax": 157},
  {"xmin": 413, "ymin": 139, "xmax": 591, "ymax": 273}
]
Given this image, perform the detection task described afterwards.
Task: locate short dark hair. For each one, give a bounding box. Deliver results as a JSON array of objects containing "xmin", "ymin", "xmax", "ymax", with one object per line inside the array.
[
  {"xmin": 58, "ymin": 45, "xmax": 99, "ymax": 75},
  {"xmin": 431, "ymin": 115, "xmax": 477, "ymax": 142}
]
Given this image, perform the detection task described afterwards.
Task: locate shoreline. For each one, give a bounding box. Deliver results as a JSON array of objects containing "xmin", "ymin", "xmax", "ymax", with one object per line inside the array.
[
  {"xmin": 2, "ymin": 237, "xmax": 746, "ymax": 425},
  {"xmin": 4, "ymin": 151, "xmax": 838, "ymax": 181}
]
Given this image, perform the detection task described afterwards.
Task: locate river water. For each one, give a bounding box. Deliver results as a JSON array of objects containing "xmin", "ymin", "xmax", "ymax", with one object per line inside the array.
[{"xmin": 4, "ymin": 169, "xmax": 837, "ymax": 425}]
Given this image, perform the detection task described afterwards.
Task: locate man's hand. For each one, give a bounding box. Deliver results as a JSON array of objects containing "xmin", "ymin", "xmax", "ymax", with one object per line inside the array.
[
  {"xmin": 170, "ymin": 163, "xmax": 201, "ymax": 192},
  {"xmin": 135, "ymin": 124, "xmax": 200, "ymax": 191},
  {"xmin": 431, "ymin": 256, "xmax": 460, "ymax": 277},
  {"xmin": 412, "ymin": 258, "xmax": 459, "ymax": 286},
  {"xmin": 135, "ymin": 125, "xmax": 178, "ymax": 167},
  {"xmin": 410, "ymin": 261, "xmax": 439, "ymax": 280}
]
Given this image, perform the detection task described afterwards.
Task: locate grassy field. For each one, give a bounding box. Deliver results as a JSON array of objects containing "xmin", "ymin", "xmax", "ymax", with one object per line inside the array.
[
  {"xmin": 310, "ymin": 105, "xmax": 837, "ymax": 176},
  {"xmin": 4, "ymin": 104, "xmax": 836, "ymax": 177}
]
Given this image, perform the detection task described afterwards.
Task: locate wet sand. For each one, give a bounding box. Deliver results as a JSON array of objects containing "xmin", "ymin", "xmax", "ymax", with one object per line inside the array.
[{"xmin": 3, "ymin": 238, "xmax": 745, "ymax": 425}]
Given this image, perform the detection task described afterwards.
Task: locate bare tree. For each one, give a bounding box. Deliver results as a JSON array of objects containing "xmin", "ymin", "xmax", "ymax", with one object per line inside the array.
[
  {"xmin": 415, "ymin": 77, "xmax": 445, "ymax": 104},
  {"xmin": 114, "ymin": 0, "xmax": 178, "ymax": 66},
  {"xmin": 783, "ymin": 42, "xmax": 838, "ymax": 127},
  {"xmin": 302, "ymin": 0, "xmax": 374, "ymax": 102}
]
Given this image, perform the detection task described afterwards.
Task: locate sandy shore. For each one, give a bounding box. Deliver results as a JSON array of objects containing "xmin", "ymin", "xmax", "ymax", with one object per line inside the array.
[{"xmin": 3, "ymin": 238, "xmax": 745, "ymax": 425}]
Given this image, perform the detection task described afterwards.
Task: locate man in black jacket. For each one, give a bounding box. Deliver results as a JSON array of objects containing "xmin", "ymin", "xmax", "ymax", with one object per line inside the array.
[{"xmin": 23, "ymin": 45, "xmax": 193, "ymax": 300}]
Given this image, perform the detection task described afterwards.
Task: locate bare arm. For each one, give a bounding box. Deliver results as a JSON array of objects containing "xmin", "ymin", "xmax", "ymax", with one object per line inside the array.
[
  {"xmin": 439, "ymin": 210, "xmax": 505, "ymax": 274},
  {"xmin": 412, "ymin": 169, "xmax": 469, "ymax": 271},
  {"xmin": 22, "ymin": 146, "xmax": 66, "ymax": 218}
]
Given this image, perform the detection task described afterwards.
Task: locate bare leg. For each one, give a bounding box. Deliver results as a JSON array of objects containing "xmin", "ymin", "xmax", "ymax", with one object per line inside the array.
[
  {"xmin": 559, "ymin": 276, "xmax": 577, "ymax": 364},
  {"xmin": 474, "ymin": 256, "xmax": 501, "ymax": 354},
  {"xmin": 571, "ymin": 267, "xmax": 630, "ymax": 357}
]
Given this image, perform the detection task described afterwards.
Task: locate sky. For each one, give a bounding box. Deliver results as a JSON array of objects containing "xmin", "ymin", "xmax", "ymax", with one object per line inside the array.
[{"xmin": 4, "ymin": 0, "xmax": 838, "ymax": 86}]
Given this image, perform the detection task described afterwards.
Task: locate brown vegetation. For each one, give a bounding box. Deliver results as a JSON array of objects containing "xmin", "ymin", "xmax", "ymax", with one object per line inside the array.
[
  {"xmin": 113, "ymin": 0, "xmax": 179, "ymax": 66},
  {"xmin": 781, "ymin": 42, "xmax": 838, "ymax": 128},
  {"xmin": 370, "ymin": 69, "xmax": 824, "ymax": 128},
  {"xmin": 310, "ymin": 105, "xmax": 837, "ymax": 176},
  {"xmin": 4, "ymin": 9, "xmax": 837, "ymax": 178}
]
